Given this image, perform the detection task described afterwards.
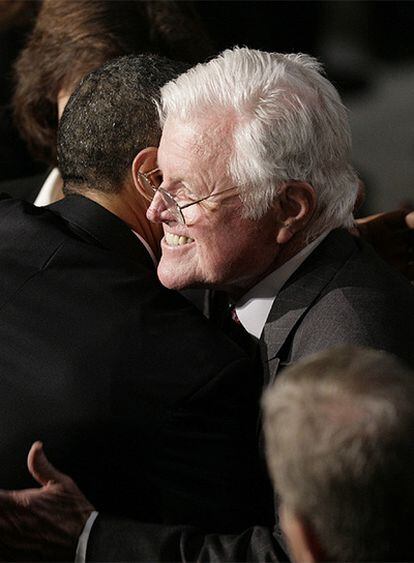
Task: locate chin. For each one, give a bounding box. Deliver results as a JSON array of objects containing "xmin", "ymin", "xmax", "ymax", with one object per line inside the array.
[{"xmin": 157, "ymin": 266, "xmax": 188, "ymax": 291}]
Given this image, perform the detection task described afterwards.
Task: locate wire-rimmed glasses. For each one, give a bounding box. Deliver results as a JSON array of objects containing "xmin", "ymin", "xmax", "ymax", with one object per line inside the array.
[{"xmin": 137, "ymin": 167, "xmax": 238, "ymax": 226}]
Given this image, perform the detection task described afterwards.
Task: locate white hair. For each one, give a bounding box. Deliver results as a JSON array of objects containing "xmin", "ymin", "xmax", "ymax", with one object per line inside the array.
[{"xmin": 159, "ymin": 47, "xmax": 359, "ymax": 238}]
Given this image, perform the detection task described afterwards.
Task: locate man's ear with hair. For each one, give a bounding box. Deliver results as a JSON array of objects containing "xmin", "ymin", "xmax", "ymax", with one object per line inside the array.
[
  {"xmin": 274, "ymin": 181, "xmax": 316, "ymax": 245},
  {"xmin": 131, "ymin": 146, "xmax": 159, "ymax": 193},
  {"xmin": 280, "ymin": 504, "xmax": 323, "ymax": 563},
  {"xmin": 130, "ymin": 146, "xmax": 164, "ymax": 259}
]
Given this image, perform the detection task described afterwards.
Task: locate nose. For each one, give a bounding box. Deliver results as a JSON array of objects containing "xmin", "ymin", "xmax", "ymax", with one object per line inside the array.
[{"xmin": 146, "ymin": 191, "xmax": 167, "ymax": 224}]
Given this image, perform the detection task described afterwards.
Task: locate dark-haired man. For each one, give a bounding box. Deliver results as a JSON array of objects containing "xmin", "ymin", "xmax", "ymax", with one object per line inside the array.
[{"xmin": 0, "ymin": 54, "xmax": 271, "ymax": 560}]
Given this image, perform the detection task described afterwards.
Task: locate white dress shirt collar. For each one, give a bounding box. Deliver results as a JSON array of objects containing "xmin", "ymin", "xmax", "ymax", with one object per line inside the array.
[
  {"xmin": 235, "ymin": 232, "xmax": 329, "ymax": 339},
  {"xmin": 33, "ymin": 167, "xmax": 63, "ymax": 207}
]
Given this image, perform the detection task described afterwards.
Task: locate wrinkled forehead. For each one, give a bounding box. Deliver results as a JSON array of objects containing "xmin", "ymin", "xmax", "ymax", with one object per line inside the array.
[{"xmin": 158, "ymin": 114, "xmax": 235, "ymax": 168}]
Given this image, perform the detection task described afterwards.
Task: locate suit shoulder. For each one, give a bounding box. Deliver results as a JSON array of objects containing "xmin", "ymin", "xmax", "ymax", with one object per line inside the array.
[
  {"xmin": 0, "ymin": 172, "xmax": 47, "ymax": 202},
  {"xmin": 116, "ymin": 285, "xmax": 261, "ymax": 413},
  {"xmin": 337, "ymin": 236, "xmax": 413, "ymax": 291},
  {"xmin": 294, "ymin": 272, "xmax": 414, "ymax": 365},
  {"xmin": 0, "ymin": 196, "xmax": 69, "ymax": 248},
  {"xmin": 128, "ymin": 282, "xmax": 252, "ymax": 369}
]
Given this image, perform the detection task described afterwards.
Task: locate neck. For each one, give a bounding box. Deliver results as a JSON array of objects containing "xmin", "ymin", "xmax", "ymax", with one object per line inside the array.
[
  {"xmin": 226, "ymin": 235, "xmax": 309, "ymax": 302},
  {"xmin": 80, "ymin": 182, "xmax": 163, "ymax": 260}
]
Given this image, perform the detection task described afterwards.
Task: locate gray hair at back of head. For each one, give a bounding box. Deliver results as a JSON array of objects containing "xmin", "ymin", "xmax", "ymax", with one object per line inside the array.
[
  {"xmin": 263, "ymin": 346, "xmax": 414, "ymax": 561},
  {"xmin": 159, "ymin": 47, "xmax": 359, "ymax": 238}
]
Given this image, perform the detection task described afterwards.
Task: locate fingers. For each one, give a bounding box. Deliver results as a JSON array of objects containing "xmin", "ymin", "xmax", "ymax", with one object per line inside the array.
[
  {"xmin": 0, "ymin": 488, "xmax": 40, "ymax": 510},
  {"xmin": 356, "ymin": 209, "xmax": 414, "ymax": 241},
  {"xmin": 405, "ymin": 211, "xmax": 414, "ymax": 230},
  {"xmin": 357, "ymin": 209, "xmax": 413, "ymax": 231},
  {"xmin": 377, "ymin": 209, "xmax": 409, "ymax": 230},
  {"xmin": 27, "ymin": 442, "xmax": 66, "ymax": 487}
]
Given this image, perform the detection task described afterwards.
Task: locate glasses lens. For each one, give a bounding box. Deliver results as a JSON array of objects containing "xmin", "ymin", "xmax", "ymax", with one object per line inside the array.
[
  {"xmin": 158, "ymin": 190, "xmax": 185, "ymax": 224},
  {"xmin": 139, "ymin": 171, "xmax": 162, "ymax": 201},
  {"xmin": 138, "ymin": 175, "xmax": 155, "ymax": 201}
]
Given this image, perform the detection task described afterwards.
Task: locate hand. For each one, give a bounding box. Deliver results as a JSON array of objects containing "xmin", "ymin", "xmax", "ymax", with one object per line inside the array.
[
  {"xmin": 0, "ymin": 441, "xmax": 94, "ymax": 561},
  {"xmin": 356, "ymin": 209, "xmax": 414, "ymax": 282}
]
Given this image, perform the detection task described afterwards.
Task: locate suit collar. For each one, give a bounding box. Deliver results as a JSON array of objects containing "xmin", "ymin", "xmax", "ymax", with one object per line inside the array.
[
  {"xmin": 48, "ymin": 194, "xmax": 156, "ymax": 271},
  {"xmin": 0, "ymin": 170, "xmax": 50, "ymax": 203},
  {"xmin": 33, "ymin": 167, "xmax": 62, "ymax": 207},
  {"xmin": 261, "ymin": 229, "xmax": 358, "ymax": 383},
  {"xmin": 235, "ymin": 231, "xmax": 329, "ymax": 339}
]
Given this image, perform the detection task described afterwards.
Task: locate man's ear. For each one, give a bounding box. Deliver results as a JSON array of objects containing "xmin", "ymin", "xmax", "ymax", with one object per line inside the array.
[
  {"xmin": 131, "ymin": 146, "xmax": 158, "ymax": 192},
  {"xmin": 275, "ymin": 181, "xmax": 316, "ymax": 245},
  {"xmin": 280, "ymin": 504, "xmax": 323, "ymax": 563}
]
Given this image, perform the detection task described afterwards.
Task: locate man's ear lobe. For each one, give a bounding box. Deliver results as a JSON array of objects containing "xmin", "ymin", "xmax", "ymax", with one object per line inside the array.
[
  {"xmin": 275, "ymin": 181, "xmax": 316, "ymax": 244},
  {"xmin": 131, "ymin": 147, "xmax": 158, "ymax": 191},
  {"xmin": 276, "ymin": 222, "xmax": 295, "ymax": 245}
]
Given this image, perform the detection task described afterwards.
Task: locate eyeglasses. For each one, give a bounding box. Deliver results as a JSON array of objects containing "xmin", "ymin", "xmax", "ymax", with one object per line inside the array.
[{"xmin": 137, "ymin": 167, "xmax": 238, "ymax": 225}]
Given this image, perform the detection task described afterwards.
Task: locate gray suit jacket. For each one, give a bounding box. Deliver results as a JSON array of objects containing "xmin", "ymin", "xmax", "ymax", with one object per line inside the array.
[
  {"xmin": 87, "ymin": 229, "xmax": 414, "ymax": 562},
  {"xmin": 262, "ymin": 228, "xmax": 414, "ymax": 389}
]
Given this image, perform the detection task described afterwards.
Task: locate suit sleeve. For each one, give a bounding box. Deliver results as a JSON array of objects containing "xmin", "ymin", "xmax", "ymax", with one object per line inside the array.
[
  {"xmin": 144, "ymin": 356, "xmax": 273, "ymax": 531},
  {"xmin": 87, "ymin": 515, "xmax": 288, "ymax": 562}
]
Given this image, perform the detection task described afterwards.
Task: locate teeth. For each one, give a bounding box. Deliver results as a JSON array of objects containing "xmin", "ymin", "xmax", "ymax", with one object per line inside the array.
[{"xmin": 165, "ymin": 232, "xmax": 194, "ymax": 247}]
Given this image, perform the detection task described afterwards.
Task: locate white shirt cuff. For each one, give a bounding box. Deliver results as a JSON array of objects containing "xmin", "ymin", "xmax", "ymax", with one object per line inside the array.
[{"xmin": 75, "ymin": 511, "xmax": 99, "ymax": 563}]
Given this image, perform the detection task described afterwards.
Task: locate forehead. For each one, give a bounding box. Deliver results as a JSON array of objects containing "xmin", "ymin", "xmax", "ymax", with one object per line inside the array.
[{"xmin": 158, "ymin": 115, "xmax": 234, "ymax": 172}]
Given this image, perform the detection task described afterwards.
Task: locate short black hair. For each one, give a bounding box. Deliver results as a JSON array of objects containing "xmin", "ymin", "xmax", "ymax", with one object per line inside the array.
[{"xmin": 57, "ymin": 54, "xmax": 189, "ymax": 194}]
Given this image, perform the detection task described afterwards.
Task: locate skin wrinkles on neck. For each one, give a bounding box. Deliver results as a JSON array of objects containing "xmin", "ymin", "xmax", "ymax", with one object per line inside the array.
[{"xmin": 224, "ymin": 232, "xmax": 308, "ymax": 301}]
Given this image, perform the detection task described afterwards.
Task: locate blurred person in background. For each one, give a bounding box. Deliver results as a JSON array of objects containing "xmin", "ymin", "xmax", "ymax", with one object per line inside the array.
[
  {"xmin": 0, "ymin": 0, "xmax": 213, "ymax": 203},
  {"xmin": 264, "ymin": 346, "xmax": 414, "ymax": 562},
  {"xmin": 0, "ymin": 0, "xmax": 40, "ymax": 180}
]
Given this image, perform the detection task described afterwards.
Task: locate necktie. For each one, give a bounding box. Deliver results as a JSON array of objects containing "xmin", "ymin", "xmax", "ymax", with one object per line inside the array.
[
  {"xmin": 223, "ymin": 305, "xmax": 258, "ymax": 357},
  {"xmin": 208, "ymin": 290, "xmax": 258, "ymax": 357}
]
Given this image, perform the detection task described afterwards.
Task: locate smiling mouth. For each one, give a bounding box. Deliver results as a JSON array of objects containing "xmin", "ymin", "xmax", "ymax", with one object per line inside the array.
[{"xmin": 165, "ymin": 232, "xmax": 195, "ymax": 247}]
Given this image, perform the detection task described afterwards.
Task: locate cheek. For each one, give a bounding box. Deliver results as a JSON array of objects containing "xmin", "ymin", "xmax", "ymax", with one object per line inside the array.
[
  {"xmin": 198, "ymin": 231, "xmax": 253, "ymax": 275},
  {"xmin": 229, "ymin": 228, "xmax": 276, "ymax": 274},
  {"xmin": 189, "ymin": 231, "xmax": 234, "ymax": 283}
]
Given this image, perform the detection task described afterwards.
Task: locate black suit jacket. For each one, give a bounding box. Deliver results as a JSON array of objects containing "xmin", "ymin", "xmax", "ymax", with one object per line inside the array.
[
  {"xmin": 87, "ymin": 228, "xmax": 414, "ymax": 561},
  {"xmin": 0, "ymin": 171, "xmax": 48, "ymax": 202},
  {"xmin": 0, "ymin": 193, "xmax": 272, "ymax": 534}
]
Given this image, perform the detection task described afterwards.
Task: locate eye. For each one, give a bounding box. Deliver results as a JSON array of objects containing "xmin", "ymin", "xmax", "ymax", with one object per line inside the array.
[{"xmin": 167, "ymin": 183, "xmax": 198, "ymax": 205}]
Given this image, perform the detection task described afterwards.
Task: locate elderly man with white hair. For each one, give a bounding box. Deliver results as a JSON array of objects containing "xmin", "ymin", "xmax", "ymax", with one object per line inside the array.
[
  {"xmin": 1, "ymin": 47, "xmax": 413, "ymax": 562},
  {"xmin": 145, "ymin": 47, "xmax": 414, "ymax": 372}
]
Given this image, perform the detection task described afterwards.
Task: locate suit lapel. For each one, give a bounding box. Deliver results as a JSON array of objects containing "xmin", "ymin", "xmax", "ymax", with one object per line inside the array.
[
  {"xmin": 261, "ymin": 229, "xmax": 358, "ymax": 385},
  {"xmin": 48, "ymin": 194, "xmax": 156, "ymax": 271}
]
